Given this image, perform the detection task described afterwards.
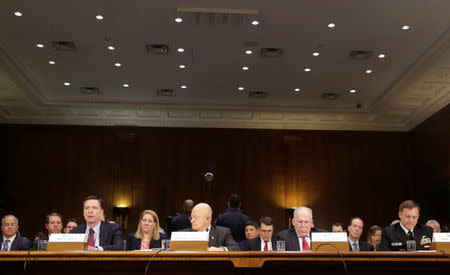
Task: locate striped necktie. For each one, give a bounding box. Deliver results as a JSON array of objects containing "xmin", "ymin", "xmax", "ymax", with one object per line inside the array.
[{"xmin": 2, "ymin": 240, "xmax": 10, "ymax": 251}]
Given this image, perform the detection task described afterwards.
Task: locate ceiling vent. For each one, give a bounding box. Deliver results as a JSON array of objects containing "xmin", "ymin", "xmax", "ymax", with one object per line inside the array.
[
  {"xmin": 80, "ymin": 87, "xmax": 100, "ymax": 94},
  {"xmin": 260, "ymin": 48, "xmax": 284, "ymax": 58},
  {"xmin": 321, "ymin": 92, "xmax": 340, "ymax": 100},
  {"xmin": 248, "ymin": 91, "xmax": 267, "ymax": 98},
  {"xmin": 348, "ymin": 50, "xmax": 373, "ymax": 60},
  {"xmin": 146, "ymin": 44, "xmax": 169, "ymax": 55},
  {"xmin": 52, "ymin": 41, "xmax": 77, "ymax": 51},
  {"xmin": 157, "ymin": 89, "xmax": 176, "ymax": 97}
]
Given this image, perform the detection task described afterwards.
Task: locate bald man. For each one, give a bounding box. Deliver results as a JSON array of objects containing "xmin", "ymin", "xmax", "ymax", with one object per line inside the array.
[{"xmin": 185, "ymin": 203, "xmax": 240, "ymax": 251}]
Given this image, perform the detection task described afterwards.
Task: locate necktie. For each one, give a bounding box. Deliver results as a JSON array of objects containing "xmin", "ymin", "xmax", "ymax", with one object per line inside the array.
[
  {"xmin": 2, "ymin": 240, "xmax": 9, "ymax": 251},
  {"xmin": 302, "ymin": 237, "xmax": 310, "ymax": 251},
  {"xmin": 264, "ymin": 241, "xmax": 268, "ymax": 251},
  {"xmin": 407, "ymin": 230, "xmax": 414, "ymax": 240},
  {"xmin": 88, "ymin": 228, "xmax": 95, "ymax": 247},
  {"xmin": 353, "ymin": 242, "xmax": 359, "ymax": 251}
]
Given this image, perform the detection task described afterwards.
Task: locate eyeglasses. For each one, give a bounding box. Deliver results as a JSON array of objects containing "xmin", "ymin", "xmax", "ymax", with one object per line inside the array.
[
  {"xmin": 2, "ymin": 223, "xmax": 17, "ymax": 227},
  {"xmin": 189, "ymin": 216, "xmax": 203, "ymax": 221}
]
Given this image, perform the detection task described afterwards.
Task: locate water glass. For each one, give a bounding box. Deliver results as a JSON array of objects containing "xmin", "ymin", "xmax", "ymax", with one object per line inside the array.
[{"xmin": 276, "ymin": 240, "xmax": 285, "ymax": 252}]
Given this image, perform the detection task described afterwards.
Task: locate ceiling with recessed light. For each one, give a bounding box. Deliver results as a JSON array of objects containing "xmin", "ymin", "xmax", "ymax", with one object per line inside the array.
[{"xmin": 0, "ymin": 0, "xmax": 449, "ymax": 131}]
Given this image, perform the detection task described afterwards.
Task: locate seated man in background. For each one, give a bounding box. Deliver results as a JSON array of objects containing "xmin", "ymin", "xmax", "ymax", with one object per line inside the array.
[
  {"xmin": 238, "ymin": 220, "xmax": 259, "ymax": 250},
  {"xmin": 215, "ymin": 194, "xmax": 249, "ymax": 243},
  {"xmin": 347, "ymin": 217, "xmax": 374, "ymax": 251},
  {"xmin": 276, "ymin": 206, "xmax": 326, "ymax": 251},
  {"xmin": 168, "ymin": 199, "xmax": 194, "ymax": 236},
  {"xmin": 425, "ymin": 220, "xmax": 441, "ymax": 233},
  {"xmin": 241, "ymin": 216, "xmax": 276, "ymax": 251},
  {"xmin": 70, "ymin": 195, "xmax": 123, "ymax": 251},
  {"xmin": 331, "ymin": 222, "xmax": 345, "ymax": 232},
  {"xmin": 378, "ymin": 200, "xmax": 433, "ymax": 251},
  {"xmin": 186, "ymin": 202, "xmax": 240, "ymax": 251},
  {"xmin": 64, "ymin": 218, "xmax": 79, "ymax": 233},
  {"xmin": 1, "ymin": 215, "xmax": 32, "ymax": 251},
  {"xmin": 34, "ymin": 212, "xmax": 63, "ymax": 241}
]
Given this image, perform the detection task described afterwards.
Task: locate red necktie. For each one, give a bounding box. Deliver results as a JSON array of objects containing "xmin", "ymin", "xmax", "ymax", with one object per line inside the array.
[
  {"xmin": 264, "ymin": 241, "xmax": 268, "ymax": 251},
  {"xmin": 302, "ymin": 237, "xmax": 310, "ymax": 251},
  {"xmin": 88, "ymin": 228, "xmax": 95, "ymax": 246}
]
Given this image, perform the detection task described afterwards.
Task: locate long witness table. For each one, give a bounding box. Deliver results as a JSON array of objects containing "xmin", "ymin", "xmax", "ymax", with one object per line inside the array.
[{"xmin": 1, "ymin": 251, "xmax": 450, "ymax": 274}]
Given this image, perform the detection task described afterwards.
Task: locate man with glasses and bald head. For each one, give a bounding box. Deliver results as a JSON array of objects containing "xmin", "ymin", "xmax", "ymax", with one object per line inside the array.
[
  {"xmin": 185, "ymin": 202, "xmax": 240, "ymax": 251},
  {"xmin": 276, "ymin": 206, "xmax": 326, "ymax": 251},
  {"xmin": 1, "ymin": 215, "xmax": 32, "ymax": 251}
]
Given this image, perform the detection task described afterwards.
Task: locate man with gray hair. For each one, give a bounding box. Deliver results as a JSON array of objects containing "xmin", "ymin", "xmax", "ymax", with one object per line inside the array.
[
  {"xmin": 1, "ymin": 215, "xmax": 32, "ymax": 251},
  {"xmin": 426, "ymin": 220, "xmax": 441, "ymax": 233},
  {"xmin": 276, "ymin": 206, "xmax": 326, "ymax": 251}
]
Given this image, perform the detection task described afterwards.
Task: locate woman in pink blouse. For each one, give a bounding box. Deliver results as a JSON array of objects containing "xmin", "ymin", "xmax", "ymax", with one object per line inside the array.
[{"xmin": 126, "ymin": 210, "xmax": 167, "ymax": 250}]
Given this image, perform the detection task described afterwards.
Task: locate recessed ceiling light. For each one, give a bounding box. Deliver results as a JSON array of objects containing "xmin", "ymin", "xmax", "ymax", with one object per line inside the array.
[
  {"xmin": 245, "ymin": 50, "xmax": 253, "ymax": 55},
  {"xmin": 242, "ymin": 66, "xmax": 249, "ymax": 71},
  {"xmin": 48, "ymin": 60, "xmax": 55, "ymax": 64},
  {"xmin": 181, "ymin": 85, "xmax": 187, "ymax": 89},
  {"xmin": 14, "ymin": 11, "xmax": 23, "ymax": 17},
  {"xmin": 402, "ymin": 25, "xmax": 410, "ymax": 30},
  {"xmin": 114, "ymin": 63, "xmax": 121, "ymax": 67},
  {"xmin": 366, "ymin": 69, "xmax": 372, "ymax": 74},
  {"xmin": 349, "ymin": 89, "xmax": 356, "ymax": 93},
  {"xmin": 63, "ymin": 82, "xmax": 70, "ymax": 86},
  {"xmin": 312, "ymin": 52, "xmax": 319, "ymax": 56},
  {"xmin": 107, "ymin": 46, "xmax": 115, "ymax": 50},
  {"xmin": 36, "ymin": 43, "xmax": 44, "ymax": 48},
  {"xmin": 178, "ymin": 65, "xmax": 186, "ymax": 69},
  {"xmin": 328, "ymin": 23, "xmax": 336, "ymax": 28},
  {"xmin": 304, "ymin": 68, "xmax": 311, "ymax": 72},
  {"xmin": 251, "ymin": 20, "xmax": 259, "ymax": 26},
  {"xmin": 122, "ymin": 84, "xmax": 129, "ymax": 87},
  {"xmin": 96, "ymin": 15, "xmax": 104, "ymax": 20},
  {"xmin": 238, "ymin": 87, "xmax": 244, "ymax": 91},
  {"xmin": 294, "ymin": 88, "xmax": 301, "ymax": 92},
  {"xmin": 378, "ymin": 54, "xmax": 386, "ymax": 58},
  {"xmin": 177, "ymin": 48, "xmax": 184, "ymax": 53},
  {"xmin": 175, "ymin": 17, "xmax": 183, "ymax": 23}
]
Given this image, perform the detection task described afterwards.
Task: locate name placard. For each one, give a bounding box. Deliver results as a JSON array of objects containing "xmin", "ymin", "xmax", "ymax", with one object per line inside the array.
[
  {"xmin": 171, "ymin": 231, "xmax": 208, "ymax": 241},
  {"xmin": 311, "ymin": 232, "xmax": 347, "ymax": 242},
  {"xmin": 432, "ymin": 233, "xmax": 450, "ymax": 242},
  {"xmin": 49, "ymin": 234, "xmax": 86, "ymax": 242}
]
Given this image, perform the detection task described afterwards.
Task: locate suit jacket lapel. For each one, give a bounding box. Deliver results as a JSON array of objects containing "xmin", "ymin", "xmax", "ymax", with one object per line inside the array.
[
  {"xmin": 99, "ymin": 221, "xmax": 107, "ymax": 246},
  {"xmin": 394, "ymin": 223, "xmax": 407, "ymax": 243},
  {"xmin": 208, "ymin": 226, "xmax": 217, "ymax": 247},
  {"xmin": 290, "ymin": 230, "xmax": 300, "ymax": 250}
]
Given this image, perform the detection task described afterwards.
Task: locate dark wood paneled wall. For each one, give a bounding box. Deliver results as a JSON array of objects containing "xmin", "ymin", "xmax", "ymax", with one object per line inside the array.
[
  {"xmin": 412, "ymin": 104, "xmax": 450, "ymax": 229},
  {"xmin": 2, "ymin": 104, "xmax": 447, "ymax": 240},
  {"xmin": 2, "ymin": 124, "xmax": 423, "ymax": 241}
]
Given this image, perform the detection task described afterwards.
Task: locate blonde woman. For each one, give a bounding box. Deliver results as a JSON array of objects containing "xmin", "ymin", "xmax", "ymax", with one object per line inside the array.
[{"xmin": 126, "ymin": 210, "xmax": 167, "ymax": 250}]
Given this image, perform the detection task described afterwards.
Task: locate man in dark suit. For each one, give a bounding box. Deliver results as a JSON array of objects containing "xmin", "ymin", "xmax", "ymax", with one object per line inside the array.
[
  {"xmin": 168, "ymin": 199, "xmax": 194, "ymax": 236},
  {"xmin": 187, "ymin": 202, "xmax": 239, "ymax": 251},
  {"xmin": 238, "ymin": 220, "xmax": 259, "ymax": 250},
  {"xmin": 347, "ymin": 217, "xmax": 374, "ymax": 251},
  {"xmin": 215, "ymin": 194, "xmax": 249, "ymax": 243},
  {"xmin": 241, "ymin": 216, "xmax": 276, "ymax": 251},
  {"xmin": 1, "ymin": 215, "xmax": 32, "ymax": 251},
  {"xmin": 379, "ymin": 200, "xmax": 433, "ymax": 251},
  {"xmin": 70, "ymin": 195, "xmax": 123, "ymax": 251},
  {"xmin": 276, "ymin": 206, "xmax": 326, "ymax": 251}
]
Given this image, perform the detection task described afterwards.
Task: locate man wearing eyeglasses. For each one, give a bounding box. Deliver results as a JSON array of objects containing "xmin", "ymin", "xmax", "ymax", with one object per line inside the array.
[
  {"xmin": 1, "ymin": 215, "xmax": 32, "ymax": 251},
  {"xmin": 186, "ymin": 203, "xmax": 240, "ymax": 251},
  {"xmin": 240, "ymin": 216, "xmax": 276, "ymax": 251}
]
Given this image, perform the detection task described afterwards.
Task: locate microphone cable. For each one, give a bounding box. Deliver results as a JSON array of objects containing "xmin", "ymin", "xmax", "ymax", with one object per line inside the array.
[
  {"xmin": 144, "ymin": 248, "xmax": 163, "ymax": 275},
  {"xmin": 23, "ymin": 245, "xmax": 36, "ymax": 271},
  {"xmin": 314, "ymin": 243, "xmax": 348, "ymax": 273}
]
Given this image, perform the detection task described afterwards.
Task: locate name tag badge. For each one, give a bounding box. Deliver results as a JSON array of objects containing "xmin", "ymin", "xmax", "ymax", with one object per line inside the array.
[{"xmin": 391, "ymin": 242, "xmax": 403, "ymax": 247}]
